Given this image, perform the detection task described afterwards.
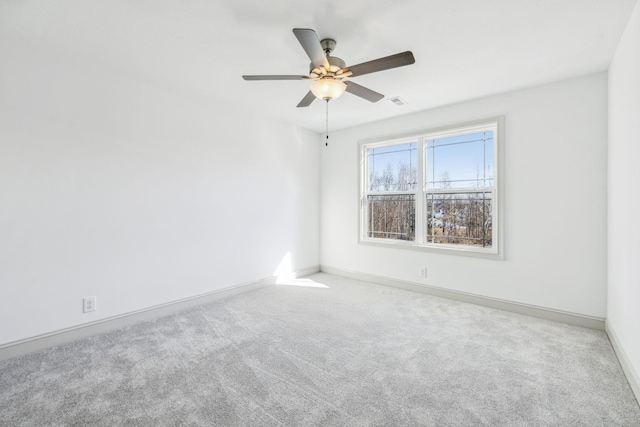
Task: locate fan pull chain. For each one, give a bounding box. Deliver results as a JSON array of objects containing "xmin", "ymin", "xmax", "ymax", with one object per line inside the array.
[{"xmin": 325, "ymin": 99, "xmax": 329, "ymax": 146}]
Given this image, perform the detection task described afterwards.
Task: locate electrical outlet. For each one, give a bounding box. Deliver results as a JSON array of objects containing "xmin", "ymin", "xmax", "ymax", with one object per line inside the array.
[
  {"xmin": 83, "ymin": 296, "xmax": 96, "ymax": 313},
  {"xmin": 419, "ymin": 267, "xmax": 427, "ymax": 278}
]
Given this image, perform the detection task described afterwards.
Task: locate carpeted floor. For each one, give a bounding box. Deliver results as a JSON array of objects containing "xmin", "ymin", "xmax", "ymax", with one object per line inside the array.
[{"xmin": 1, "ymin": 273, "xmax": 639, "ymax": 426}]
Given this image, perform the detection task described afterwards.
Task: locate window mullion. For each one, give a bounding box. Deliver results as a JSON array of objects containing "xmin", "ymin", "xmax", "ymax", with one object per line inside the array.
[
  {"xmin": 428, "ymin": 187, "xmax": 492, "ymax": 194},
  {"xmin": 366, "ymin": 191, "xmax": 414, "ymax": 196},
  {"xmin": 361, "ymin": 144, "xmax": 369, "ymax": 241},
  {"xmin": 415, "ymin": 137, "xmax": 425, "ymax": 244}
]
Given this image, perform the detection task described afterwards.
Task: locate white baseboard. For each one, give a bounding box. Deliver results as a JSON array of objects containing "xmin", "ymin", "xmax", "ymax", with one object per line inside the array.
[
  {"xmin": 0, "ymin": 266, "xmax": 320, "ymax": 362},
  {"xmin": 606, "ymin": 320, "xmax": 640, "ymax": 405},
  {"xmin": 289, "ymin": 265, "xmax": 321, "ymax": 278},
  {"xmin": 320, "ymin": 265, "xmax": 606, "ymax": 331}
]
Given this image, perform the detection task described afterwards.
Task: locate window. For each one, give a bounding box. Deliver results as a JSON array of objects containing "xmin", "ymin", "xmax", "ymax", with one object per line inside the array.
[{"xmin": 360, "ymin": 118, "xmax": 502, "ymax": 257}]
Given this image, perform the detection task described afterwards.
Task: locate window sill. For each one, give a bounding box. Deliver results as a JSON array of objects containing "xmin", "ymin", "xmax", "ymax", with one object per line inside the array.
[{"xmin": 359, "ymin": 238, "xmax": 503, "ymax": 260}]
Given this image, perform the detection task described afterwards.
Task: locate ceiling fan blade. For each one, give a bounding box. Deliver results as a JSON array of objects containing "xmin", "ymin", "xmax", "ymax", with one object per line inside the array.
[
  {"xmin": 345, "ymin": 81, "xmax": 384, "ymax": 102},
  {"xmin": 344, "ymin": 51, "xmax": 415, "ymax": 77},
  {"xmin": 293, "ymin": 28, "xmax": 330, "ymax": 70},
  {"xmin": 242, "ymin": 75, "xmax": 307, "ymax": 81},
  {"xmin": 296, "ymin": 91, "xmax": 316, "ymax": 108}
]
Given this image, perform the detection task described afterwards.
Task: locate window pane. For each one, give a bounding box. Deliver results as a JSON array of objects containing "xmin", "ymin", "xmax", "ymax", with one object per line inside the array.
[
  {"xmin": 426, "ymin": 131, "xmax": 494, "ymax": 189},
  {"xmin": 368, "ymin": 142, "xmax": 417, "ymax": 191},
  {"xmin": 426, "ymin": 192, "xmax": 492, "ymax": 248},
  {"xmin": 368, "ymin": 194, "xmax": 415, "ymax": 241}
]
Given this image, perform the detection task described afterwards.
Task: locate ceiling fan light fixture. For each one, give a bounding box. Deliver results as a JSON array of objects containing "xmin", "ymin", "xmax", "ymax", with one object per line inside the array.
[{"xmin": 310, "ymin": 78, "xmax": 346, "ymax": 100}]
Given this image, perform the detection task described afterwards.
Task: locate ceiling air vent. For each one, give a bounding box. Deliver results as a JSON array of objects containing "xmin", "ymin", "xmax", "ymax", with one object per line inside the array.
[{"xmin": 388, "ymin": 96, "xmax": 407, "ymax": 106}]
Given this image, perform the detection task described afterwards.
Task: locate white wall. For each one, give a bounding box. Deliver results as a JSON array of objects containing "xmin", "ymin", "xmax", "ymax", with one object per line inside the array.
[
  {"xmin": 0, "ymin": 40, "xmax": 320, "ymax": 345},
  {"xmin": 608, "ymin": 0, "xmax": 640, "ymax": 392},
  {"xmin": 321, "ymin": 73, "xmax": 608, "ymax": 318}
]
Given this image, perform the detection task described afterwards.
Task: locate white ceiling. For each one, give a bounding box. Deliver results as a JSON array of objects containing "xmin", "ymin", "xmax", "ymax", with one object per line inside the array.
[{"xmin": 1, "ymin": 0, "xmax": 637, "ymax": 133}]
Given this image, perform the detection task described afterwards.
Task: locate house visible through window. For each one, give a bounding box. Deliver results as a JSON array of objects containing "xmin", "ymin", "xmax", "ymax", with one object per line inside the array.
[{"xmin": 360, "ymin": 118, "xmax": 502, "ymax": 257}]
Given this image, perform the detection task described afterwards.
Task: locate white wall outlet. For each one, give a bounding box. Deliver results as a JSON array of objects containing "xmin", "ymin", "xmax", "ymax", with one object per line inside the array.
[
  {"xmin": 419, "ymin": 267, "xmax": 427, "ymax": 278},
  {"xmin": 83, "ymin": 296, "xmax": 97, "ymax": 313}
]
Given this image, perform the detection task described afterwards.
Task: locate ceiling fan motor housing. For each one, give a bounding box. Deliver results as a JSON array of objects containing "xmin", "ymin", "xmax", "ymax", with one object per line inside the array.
[
  {"xmin": 310, "ymin": 56, "xmax": 346, "ymax": 75},
  {"xmin": 320, "ymin": 38, "xmax": 336, "ymax": 54},
  {"xmin": 308, "ymin": 38, "xmax": 345, "ymax": 75}
]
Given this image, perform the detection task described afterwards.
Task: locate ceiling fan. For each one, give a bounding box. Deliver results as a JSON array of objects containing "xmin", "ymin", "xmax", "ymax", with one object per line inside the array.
[{"xmin": 242, "ymin": 28, "xmax": 415, "ymax": 108}]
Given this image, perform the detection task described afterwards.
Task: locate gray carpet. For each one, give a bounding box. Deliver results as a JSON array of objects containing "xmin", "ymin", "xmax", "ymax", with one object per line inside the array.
[{"xmin": 1, "ymin": 273, "xmax": 639, "ymax": 426}]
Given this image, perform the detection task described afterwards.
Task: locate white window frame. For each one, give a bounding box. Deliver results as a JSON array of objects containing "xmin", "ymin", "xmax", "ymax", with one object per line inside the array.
[{"xmin": 359, "ymin": 117, "xmax": 504, "ymax": 259}]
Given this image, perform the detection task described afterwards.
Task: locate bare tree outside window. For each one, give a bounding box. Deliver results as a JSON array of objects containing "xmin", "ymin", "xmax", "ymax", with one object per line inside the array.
[
  {"xmin": 426, "ymin": 191, "xmax": 492, "ymax": 247},
  {"xmin": 425, "ymin": 131, "xmax": 493, "ymax": 248},
  {"xmin": 367, "ymin": 142, "xmax": 417, "ymax": 240}
]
